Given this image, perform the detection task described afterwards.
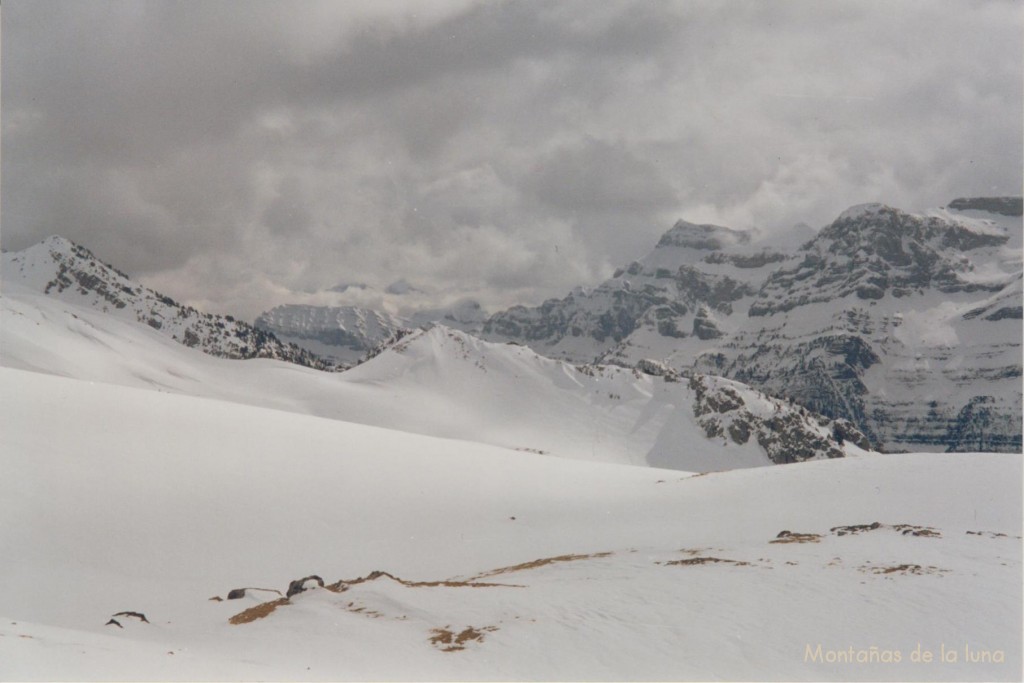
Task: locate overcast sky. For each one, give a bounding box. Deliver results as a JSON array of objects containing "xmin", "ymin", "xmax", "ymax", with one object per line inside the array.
[{"xmin": 3, "ymin": 0, "xmax": 1022, "ymax": 319}]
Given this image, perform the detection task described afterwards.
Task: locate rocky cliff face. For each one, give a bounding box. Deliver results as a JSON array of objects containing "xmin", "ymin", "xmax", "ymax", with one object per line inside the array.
[
  {"xmin": 2, "ymin": 236, "xmax": 337, "ymax": 371},
  {"xmin": 482, "ymin": 200, "xmax": 1023, "ymax": 453},
  {"xmin": 678, "ymin": 369, "xmax": 871, "ymax": 464},
  {"xmin": 483, "ymin": 220, "xmax": 780, "ymax": 363}
]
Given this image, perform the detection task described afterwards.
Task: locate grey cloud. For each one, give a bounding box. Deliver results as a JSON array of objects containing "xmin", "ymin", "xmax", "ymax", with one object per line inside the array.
[
  {"xmin": 263, "ymin": 177, "xmax": 314, "ymax": 237},
  {"xmin": 526, "ymin": 138, "xmax": 679, "ymax": 215},
  {"xmin": 2, "ymin": 0, "xmax": 1021, "ymax": 320}
]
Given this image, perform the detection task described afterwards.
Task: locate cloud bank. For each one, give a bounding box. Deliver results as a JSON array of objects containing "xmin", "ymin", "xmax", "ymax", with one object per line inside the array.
[{"xmin": 3, "ymin": 0, "xmax": 1021, "ymax": 319}]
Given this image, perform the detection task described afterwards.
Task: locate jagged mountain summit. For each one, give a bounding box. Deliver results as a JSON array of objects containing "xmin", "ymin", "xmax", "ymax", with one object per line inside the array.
[
  {"xmin": 1, "ymin": 236, "xmax": 337, "ymax": 371},
  {"xmin": 483, "ymin": 199, "xmax": 1023, "ymax": 453}
]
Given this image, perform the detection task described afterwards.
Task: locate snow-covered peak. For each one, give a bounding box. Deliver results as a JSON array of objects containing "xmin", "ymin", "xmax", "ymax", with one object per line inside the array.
[
  {"xmin": 836, "ymin": 202, "xmax": 889, "ymax": 222},
  {"xmin": 35, "ymin": 234, "xmax": 79, "ymax": 253},
  {"xmin": 656, "ymin": 219, "xmax": 752, "ymax": 251},
  {"xmin": 3, "ymin": 236, "xmax": 336, "ymax": 370}
]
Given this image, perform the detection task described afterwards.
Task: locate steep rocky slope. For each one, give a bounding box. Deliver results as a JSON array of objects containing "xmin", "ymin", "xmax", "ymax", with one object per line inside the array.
[
  {"xmin": 2, "ymin": 236, "xmax": 336, "ymax": 370},
  {"xmin": 483, "ymin": 200, "xmax": 1022, "ymax": 453},
  {"xmin": 483, "ymin": 220, "xmax": 784, "ymax": 363}
]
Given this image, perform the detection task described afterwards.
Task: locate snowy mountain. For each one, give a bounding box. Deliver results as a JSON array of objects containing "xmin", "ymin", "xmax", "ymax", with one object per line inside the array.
[
  {"xmin": 254, "ymin": 298, "xmax": 488, "ymax": 365},
  {"xmin": 254, "ymin": 304, "xmax": 409, "ymax": 366},
  {"xmin": 2, "ymin": 236, "xmax": 337, "ymax": 371},
  {"xmin": 483, "ymin": 199, "xmax": 1023, "ymax": 453},
  {"xmin": 344, "ymin": 325, "xmax": 870, "ymax": 469},
  {"xmin": 1, "ymin": 224, "xmax": 1020, "ymax": 681},
  {"xmin": 1, "ymin": 366, "xmax": 1019, "ymax": 680},
  {"xmin": 1, "ymin": 281, "xmax": 866, "ymax": 471},
  {"xmin": 483, "ymin": 219, "xmax": 784, "ymax": 364}
]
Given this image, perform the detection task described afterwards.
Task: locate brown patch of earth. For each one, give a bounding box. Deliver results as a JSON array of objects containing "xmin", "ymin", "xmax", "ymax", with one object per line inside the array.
[
  {"xmin": 469, "ymin": 552, "xmax": 613, "ymax": 580},
  {"xmin": 229, "ymin": 598, "xmax": 290, "ymax": 625},
  {"xmin": 429, "ymin": 625, "xmax": 499, "ymax": 652}
]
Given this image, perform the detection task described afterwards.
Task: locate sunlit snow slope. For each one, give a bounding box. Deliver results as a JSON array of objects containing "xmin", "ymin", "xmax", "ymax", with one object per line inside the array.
[
  {"xmin": 1, "ymin": 282, "xmax": 862, "ymax": 471},
  {"xmin": 0, "ymin": 368, "xmax": 1019, "ymax": 681}
]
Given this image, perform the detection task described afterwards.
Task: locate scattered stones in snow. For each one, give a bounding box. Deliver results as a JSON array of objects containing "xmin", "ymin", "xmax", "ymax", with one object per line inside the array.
[
  {"xmin": 227, "ymin": 567, "xmax": 534, "ymax": 627},
  {"xmin": 859, "ymin": 563, "xmax": 951, "ymax": 577},
  {"xmin": 966, "ymin": 530, "xmax": 1021, "ymax": 539},
  {"xmin": 229, "ymin": 568, "xmax": 525, "ymax": 627},
  {"xmin": 112, "ymin": 611, "xmax": 149, "ymax": 623},
  {"xmin": 226, "ymin": 587, "xmax": 284, "ymax": 600},
  {"xmin": 660, "ymin": 557, "xmax": 752, "ymax": 567},
  {"xmin": 105, "ymin": 611, "xmax": 148, "ymax": 628},
  {"xmin": 328, "ymin": 569, "xmax": 522, "ymax": 591},
  {"xmin": 830, "ymin": 522, "xmax": 941, "ymax": 538},
  {"xmin": 770, "ymin": 531, "xmax": 823, "ymax": 544},
  {"xmin": 286, "ymin": 575, "xmax": 325, "ymax": 598},
  {"xmin": 831, "ymin": 522, "xmax": 882, "ymax": 536},
  {"xmin": 342, "ymin": 601, "xmax": 384, "ymax": 619},
  {"xmin": 892, "ymin": 524, "xmax": 941, "ymax": 537}
]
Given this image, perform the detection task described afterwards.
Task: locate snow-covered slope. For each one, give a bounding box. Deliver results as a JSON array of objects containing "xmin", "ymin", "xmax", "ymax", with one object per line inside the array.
[
  {"xmin": 1, "ymin": 367, "xmax": 1019, "ymax": 681},
  {"xmin": 1, "ymin": 283, "xmax": 865, "ymax": 471},
  {"xmin": 2, "ymin": 236, "xmax": 336, "ymax": 370},
  {"xmin": 254, "ymin": 303, "xmax": 409, "ymax": 366},
  {"xmin": 483, "ymin": 199, "xmax": 1023, "ymax": 453},
  {"xmin": 254, "ymin": 298, "xmax": 487, "ymax": 365}
]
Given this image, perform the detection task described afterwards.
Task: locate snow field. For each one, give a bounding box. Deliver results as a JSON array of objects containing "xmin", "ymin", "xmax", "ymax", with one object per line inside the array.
[{"xmin": 1, "ymin": 367, "xmax": 1019, "ymax": 680}]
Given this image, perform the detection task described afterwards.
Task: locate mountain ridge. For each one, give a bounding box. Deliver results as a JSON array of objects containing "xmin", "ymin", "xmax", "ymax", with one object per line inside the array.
[
  {"xmin": 1, "ymin": 277, "xmax": 870, "ymax": 471},
  {"xmin": 482, "ymin": 198, "xmax": 1023, "ymax": 453},
  {"xmin": 2, "ymin": 236, "xmax": 338, "ymax": 371}
]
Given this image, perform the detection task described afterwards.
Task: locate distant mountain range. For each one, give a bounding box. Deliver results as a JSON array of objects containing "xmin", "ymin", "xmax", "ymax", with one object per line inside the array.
[
  {"xmin": 1, "ymin": 276, "xmax": 869, "ymax": 470},
  {"xmin": 3, "ymin": 196, "xmax": 1020, "ymax": 454},
  {"xmin": 254, "ymin": 298, "xmax": 487, "ymax": 366},
  {"xmin": 481, "ymin": 198, "xmax": 1023, "ymax": 453}
]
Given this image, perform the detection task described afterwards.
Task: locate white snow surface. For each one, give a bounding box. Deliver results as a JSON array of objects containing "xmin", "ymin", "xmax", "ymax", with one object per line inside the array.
[
  {"xmin": 1, "ymin": 282, "xmax": 799, "ymax": 471},
  {"xmin": 1, "ymin": 223, "xmax": 1021, "ymax": 679},
  {"xmin": 0, "ymin": 367, "xmax": 1019, "ymax": 681}
]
